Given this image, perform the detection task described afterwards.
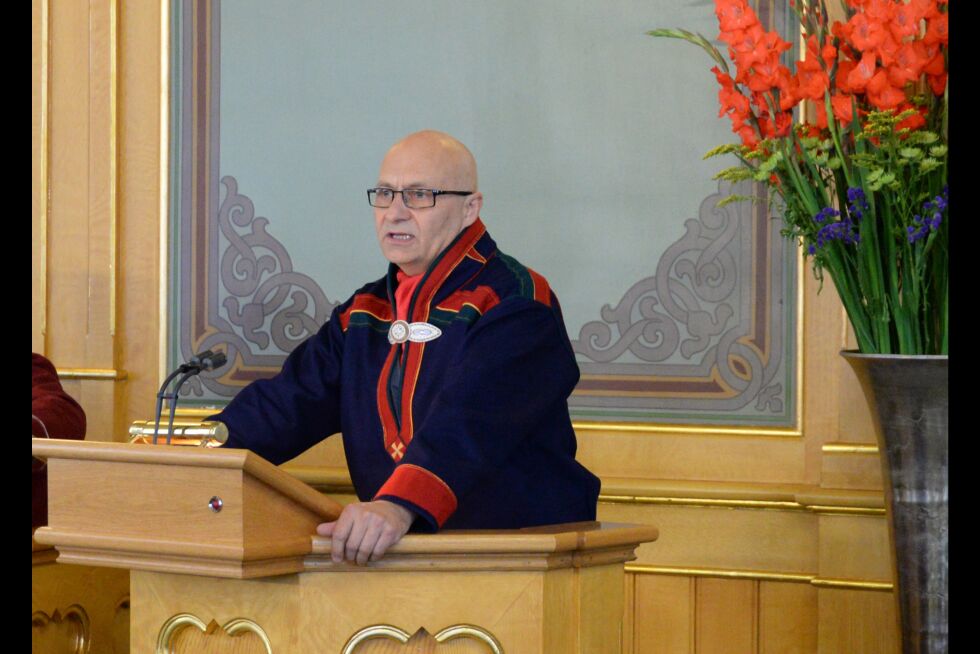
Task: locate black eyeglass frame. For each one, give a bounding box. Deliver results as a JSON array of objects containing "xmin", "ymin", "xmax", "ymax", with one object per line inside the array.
[{"xmin": 367, "ymin": 187, "xmax": 474, "ymax": 209}]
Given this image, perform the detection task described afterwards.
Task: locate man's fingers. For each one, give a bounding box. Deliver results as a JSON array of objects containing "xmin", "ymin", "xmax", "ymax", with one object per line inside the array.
[
  {"xmin": 344, "ymin": 517, "xmax": 369, "ymax": 563},
  {"xmin": 330, "ymin": 511, "xmax": 354, "ymax": 563},
  {"xmin": 355, "ymin": 522, "xmax": 383, "ymax": 566},
  {"xmin": 369, "ymin": 530, "xmax": 396, "ymax": 562},
  {"xmin": 325, "ymin": 501, "xmax": 414, "ymax": 565}
]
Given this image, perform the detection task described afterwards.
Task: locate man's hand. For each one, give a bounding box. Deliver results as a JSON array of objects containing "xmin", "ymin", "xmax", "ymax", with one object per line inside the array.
[{"xmin": 316, "ymin": 500, "xmax": 414, "ymax": 565}]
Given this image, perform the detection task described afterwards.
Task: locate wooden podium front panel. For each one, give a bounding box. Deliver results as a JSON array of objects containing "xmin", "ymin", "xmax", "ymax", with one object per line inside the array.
[
  {"xmin": 130, "ymin": 564, "xmax": 627, "ymax": 653},
  {"xmin": 48, "ymin": 458, "xmax": 246, "ymax": 548}
]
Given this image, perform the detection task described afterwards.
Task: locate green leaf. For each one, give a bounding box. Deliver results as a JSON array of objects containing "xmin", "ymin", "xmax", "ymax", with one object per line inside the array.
[{"xmin": 828, "ymin": 157, "xmax": 842, "ymax": 170}]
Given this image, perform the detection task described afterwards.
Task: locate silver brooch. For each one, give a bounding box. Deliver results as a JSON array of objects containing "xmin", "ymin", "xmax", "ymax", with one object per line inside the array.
[{"xmin": 388, "ymin": 320, "xmax": 442, "ymax": 345}]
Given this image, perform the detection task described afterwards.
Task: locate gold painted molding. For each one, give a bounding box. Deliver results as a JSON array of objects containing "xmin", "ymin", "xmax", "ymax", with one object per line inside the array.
[
  {"xmin": 822, "ymin": 442, "xmax": 879, "ymax": 454},
  {"xmin": 811, "ymin": 577, "xmax": 894, "ymax": 592},
  {"xmin": 599, "ymin": 494, "xmax": 884, "ymax": 516},
  {"xmin": 156, "ymin": 613, "xmax": 273, "ymax": 654},
  {"xmin": 626, "ymin": 564, "xmax": 894, "ymax": 592},
  {"xmin": 627, "ymin": 563, "xmax": 813, "ymax": 584},
  {"xmin": 38, "ymin": 0, "xmax": 50, "ymax": 340},
  {"xmin": 109, "ymin": 0, "xmax": 119, "ymax": 336},
  {"xmin": 600, "ymin": 494, "xmax": 804, "ymax": 511},
  {"xmin": 56, "ymin": 368, "xmax": 128, "ymax": 381},
  {"xmin": 573, "ymin": 421, "xmax": 802, "ymax": 437},
  {"xmin": 804, "ymin": 504, "xmax": 886, "ymax": 516},
  {"xmin": 158, "ymin": 0, "xmax": 171, "ymax": 386},
  {"xmin": 342, "ymin": 624, "xmax": 504, "ymax": 654}
]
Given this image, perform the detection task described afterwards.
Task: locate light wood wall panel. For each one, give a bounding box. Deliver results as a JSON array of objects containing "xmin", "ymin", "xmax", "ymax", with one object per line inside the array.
[
  {"xmin": 633, "ymin": 574, "xmax": 694, "ymax": 654},
  {"xmin": 817, "ymin": 589, "xmax": 898, "ymax": 654},
  {"xmin": 759, "ymin": 581, "xmax": 817, "ymax": 654},
  {"xmin": 31, "ymin": 0, "xmax": 162, "ymax": 442},
  {"xmin": 696, "ymin": 578, "xmax": 758, "ymax": 653}
]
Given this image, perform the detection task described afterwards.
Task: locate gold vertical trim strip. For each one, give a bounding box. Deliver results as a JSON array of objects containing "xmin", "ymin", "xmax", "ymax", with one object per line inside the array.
[
  {"xmin": 109, "ymin": 0, "xmax": 119, "ymax": 336},
  {"xmin": 39, "ymin": 0, "xmax": 50, "ymax": 341},
  {"xmin": 795, "ymin": 230, "xmax": 805, "ymax": 432},
  {"xmin": 158, "ymin": 0, "xmax": 171, "ymax": 384}
]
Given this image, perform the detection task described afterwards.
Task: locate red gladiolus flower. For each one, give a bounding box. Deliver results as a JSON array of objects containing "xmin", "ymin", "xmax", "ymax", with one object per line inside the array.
[
  {"xmin": 715, "ymin": 0, "xmax": 760, "ymax": 32},
  {"xmin": 737, "ymin": 124, "xmax": 760, "ymax": 149},
  {"xmin": 831, "ymin": 93, "xmax": 856, "ymax": 123},
  {"xmin": 848, "ymin": 13, "xmax": 887, "ymax": 52},
  {"xmin": 924, "ymin": 12, "xmax": 948, "ymax": 46},
  {"xmin": 758, "ymin": 111, "xmax": 793, "ymax": 139},
  {"xmin": 797, "ymin": 68, "xmax": 830, "ymax": 100},
  {"xmin": 889, "ymin": 4, "xmax": 923, "ymax": 41},
  {"xmin": 895, "ymin": 103, "xmax": 927, "ymax": 132},
  {"xmin": 923, "ymin": 50, "xmax": 946, "ymax": 76},
  {"xmin": 887, "ymin": 43, "xmax": 926, "ymax": 87},
  {"xmin": 712, "ymin": 66, "xmax": 753, "ymax": 129},
  {"xmin": 835, "ymin": 59, "xmax": 861, "ymax": 94},
  {"xmin": 846, "ymin": 51, "xmax": 878, "ymax": 92},
  {"xmin": 866, "ymin": 70, "xmax": 906, "ymax": 110},
  {"xmin": 928, "ymin": 72, "xmax": 947, "ymax": 96}
]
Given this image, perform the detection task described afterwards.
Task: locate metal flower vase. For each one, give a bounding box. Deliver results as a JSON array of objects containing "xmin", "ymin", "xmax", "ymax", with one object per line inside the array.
[{"xmin": 842, "ymin": 352, "xmax": 948, "ymax": 654}]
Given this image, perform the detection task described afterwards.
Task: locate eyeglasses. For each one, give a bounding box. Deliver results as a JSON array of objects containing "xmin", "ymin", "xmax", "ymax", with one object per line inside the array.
[{"xmin": 367, "ymin": 187, "xmax": 473, "ymax": 209}]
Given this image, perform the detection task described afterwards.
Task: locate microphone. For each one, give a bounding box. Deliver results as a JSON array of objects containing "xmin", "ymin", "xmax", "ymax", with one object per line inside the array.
[{"xmin": 152, "ymin": 350, "xmax": 228, "ymax": 444}]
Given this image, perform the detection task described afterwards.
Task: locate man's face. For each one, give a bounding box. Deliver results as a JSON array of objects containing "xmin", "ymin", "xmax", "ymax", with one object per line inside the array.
[{"xmin": 373, "ymin": 136, "xmax": 481, "ymax": 276}]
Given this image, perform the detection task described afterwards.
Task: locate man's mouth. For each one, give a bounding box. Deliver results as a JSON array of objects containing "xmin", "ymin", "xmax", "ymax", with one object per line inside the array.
[{"xmin": 388, "ymin": 233, "xmax": 414, "ymax": 241}]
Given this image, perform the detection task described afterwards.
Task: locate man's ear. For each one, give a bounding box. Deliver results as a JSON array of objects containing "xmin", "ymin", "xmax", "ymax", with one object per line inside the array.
[{"xmin": 462, "ymin": 192, "xmax": 483, "ymax": 227}]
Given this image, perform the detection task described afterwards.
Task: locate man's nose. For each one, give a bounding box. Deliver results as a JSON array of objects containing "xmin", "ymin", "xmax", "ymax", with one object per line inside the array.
[{"xmin": 385, "ymin": 192, "xmax": 411, "ymax": 219}]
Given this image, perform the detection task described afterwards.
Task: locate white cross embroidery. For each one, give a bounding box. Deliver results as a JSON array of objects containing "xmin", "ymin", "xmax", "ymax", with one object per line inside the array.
[{"xmin": 389, "ymin": 442, "xmax": 405, "ymax": 460}]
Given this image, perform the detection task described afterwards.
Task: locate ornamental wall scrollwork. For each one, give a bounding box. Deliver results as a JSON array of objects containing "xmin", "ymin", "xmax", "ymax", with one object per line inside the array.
[
  {"xmin": 180, "ymin": 175, "xmax": 337, "ymax": 398},
  {"xmin": 571, "ymin": 180, "xmax": 790, "ymax": 414}
]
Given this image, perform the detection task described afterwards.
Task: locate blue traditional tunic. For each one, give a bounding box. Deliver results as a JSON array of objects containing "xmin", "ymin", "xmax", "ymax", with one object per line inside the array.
[{"xmin": 212, "ymin": 219, "xmax": 600, "ymax": 531}]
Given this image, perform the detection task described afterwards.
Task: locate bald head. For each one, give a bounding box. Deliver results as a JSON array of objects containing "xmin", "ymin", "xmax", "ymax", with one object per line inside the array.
[
  {"xmin": 373, "ymin": 130, "xmax": 484, "ymax": 276},
  {"xmin": 381, "ymin": 130, "xmax": 478, "ymax": 192}
]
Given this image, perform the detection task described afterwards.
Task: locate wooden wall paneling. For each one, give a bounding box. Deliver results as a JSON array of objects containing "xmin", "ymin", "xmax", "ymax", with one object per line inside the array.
[
  {"xmin": 817, "ymin": 588, "xmax": 898, "ymax": 654},
  {"xmin": 116, "ymin": 0, "xmax": 164, "ymax": 437},
  {"xmin": 47, "ymin": 0, "xmax": 91, "ymax": 368},
  {"xmin": 598, "ymin": 502, "xmax": 817, "ymax": 575},
  {"xmin": 818, "ymin": 514, "xmax": 892, "ymax": 584},
  {"xmin": 800, "ymin": 264, "xmax": 847, "ymax": 487},
  {"xmin": 819, "ymin": 449, "xmax": 883, "ymax": 491},
  {"xmin": 695, "ymin": 577, "xmax": 758, "ymax": 654},
  {"xmin": 577, "ymin": 431, "xmax": 807, "ymax": 486},
  {"xmin": 632, "ymin": 574, "xmax": 694, "ymax": 654},
  {"xmin": 622, "ymin": 572, "xmax": 635, "ymax": 654},
  {"xmin": 758, "ymin": 581, "xmax": 817, "ymax": 654}
]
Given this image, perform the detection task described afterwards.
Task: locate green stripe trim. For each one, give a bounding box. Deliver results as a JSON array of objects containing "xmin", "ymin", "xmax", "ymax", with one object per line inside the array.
[{"xmin": 497, "ymin": 252, "xmax": 535, "ymax": 300}]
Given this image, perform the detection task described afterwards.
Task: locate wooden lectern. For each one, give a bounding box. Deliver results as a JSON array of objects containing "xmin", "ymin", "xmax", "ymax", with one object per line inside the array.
[{"xmin": 34, "ymin": 438, "xmax": 658, "ymax": 653}]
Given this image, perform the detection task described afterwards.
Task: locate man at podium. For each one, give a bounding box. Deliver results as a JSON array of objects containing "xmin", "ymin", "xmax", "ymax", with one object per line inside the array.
[{"xmin": 210, "ymin": 130, "xmax": 600, "ymax": 565}]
